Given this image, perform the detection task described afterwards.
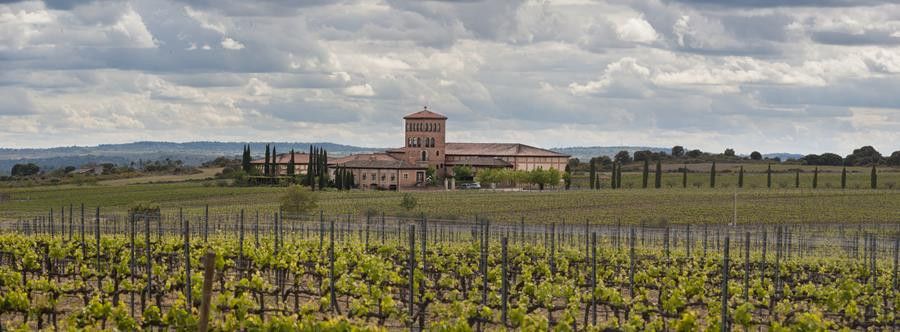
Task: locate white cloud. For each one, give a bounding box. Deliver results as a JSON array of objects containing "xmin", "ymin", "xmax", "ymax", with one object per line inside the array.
[
  {"xmin": 616, "ymin": 16, "xmax": 658, "ymax": 43},
  {"xmin": 221, "ymin": 37, "xmax": 244, "ymax": 50},
  {"xmin": 343, "ymin": 84, "xmax": 375, "ymax": 97}
]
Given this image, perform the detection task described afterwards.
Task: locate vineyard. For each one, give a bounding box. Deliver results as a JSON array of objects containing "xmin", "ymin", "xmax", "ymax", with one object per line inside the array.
[{"xmin": 0, "ymin": 208, "xmax": 898, "ymax": 331}]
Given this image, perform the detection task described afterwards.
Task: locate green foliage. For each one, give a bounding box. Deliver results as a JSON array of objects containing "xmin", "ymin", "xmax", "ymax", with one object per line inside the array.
[
  {"xmin": 453, "ymin": 165, "xmax": 473, "ymax": 181},
  {"xmin": 10, "ymin": 163, "xmax": 40, "ymax": 177},
  {"xmin": 399, "ymin": 193, "xmax": 417, "ymax": 211},
  {"xmin": 279, "ymin": 185, "xmax": 318, "ymax": 216}
]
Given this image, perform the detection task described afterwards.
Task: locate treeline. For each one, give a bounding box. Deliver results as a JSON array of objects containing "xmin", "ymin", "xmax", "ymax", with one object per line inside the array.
[
  {"xmin": 580, "ymin": 160, "xmax": 885, "ymax": 190},
  {"xmin": 567, "ymin": 145, "xmax": 899, "ymax": 173},
  {"xmin": 232, "ymin": 144, "xmax": 353, "ymax": 190},
  {"xmin": 471, "ymin": 167, "xmax": 563, "ymax": 190}
]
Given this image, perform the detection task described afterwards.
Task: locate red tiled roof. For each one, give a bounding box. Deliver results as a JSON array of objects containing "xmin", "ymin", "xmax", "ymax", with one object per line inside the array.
[
  {"xmin": 404, "ymin": 109, "xmax": 447, "ymax": 120},
  {"xmin": 334, "ymin": 153, "xmax": 425, "ymax": 169},
  {"xmin": 445, "ymin": 157, "xmax": 512, "ymax": 167},
  {"xmin": 445, "ymin": 143, "xmax": 569, "ymax": 157}
]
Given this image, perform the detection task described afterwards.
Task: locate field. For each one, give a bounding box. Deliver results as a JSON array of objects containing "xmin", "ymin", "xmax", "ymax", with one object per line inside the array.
[
  {"xmin": 0, "ymin": 164, "xmax": 898, "ymax": 330},
  {"xmin": 1, "ymin": 167, "xmax": 899, "ymax": 225},
  {"xmin": 0, "ymin": 216, "xmax": 896, "ymax": 330}
]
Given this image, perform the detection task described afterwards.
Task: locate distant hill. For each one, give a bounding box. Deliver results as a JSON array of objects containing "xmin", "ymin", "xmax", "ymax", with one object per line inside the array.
[
  {"xmin": 762, "ymin": 153, "xmax": 804, "ymax": 161},
  {"xmin": 550, "ymin": 146, "xmax": 670, "ymax": 161},
  {"xmin": 0, "ymin": 141, "xmax": 381, "ymax": 175}
]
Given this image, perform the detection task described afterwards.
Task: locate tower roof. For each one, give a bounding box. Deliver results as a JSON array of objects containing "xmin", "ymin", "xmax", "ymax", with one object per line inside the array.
[{"xmin": 404, "ymin": 107, "xmax": 447, "ymax": 120}]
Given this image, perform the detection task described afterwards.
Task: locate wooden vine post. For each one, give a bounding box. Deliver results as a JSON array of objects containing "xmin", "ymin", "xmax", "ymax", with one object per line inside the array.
[{"xmin": 198, "ymin": 251, "xmax": 216, "ymax": 332}]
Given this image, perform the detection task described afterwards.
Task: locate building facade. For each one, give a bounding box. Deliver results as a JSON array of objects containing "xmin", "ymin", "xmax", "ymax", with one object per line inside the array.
[{"xmin": 251, "ymin": 107, "xmax": 570, "ymax": 190}]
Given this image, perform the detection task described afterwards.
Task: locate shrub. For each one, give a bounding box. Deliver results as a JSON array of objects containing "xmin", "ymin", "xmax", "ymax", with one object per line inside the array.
[{"xmin": 280, "ymin": 186, "xmax": 319, "ymax": 217}]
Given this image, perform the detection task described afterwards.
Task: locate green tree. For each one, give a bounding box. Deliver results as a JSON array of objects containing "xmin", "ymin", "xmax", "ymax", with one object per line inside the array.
[
  {"xmin": 654, "ymin": 160, "xmax": 662, "ymax": 189},
  {"xmin": 795, "ymin": 169, "xmax": 800, "ymax": 188},
  {"xmin": 400, "ymin": 193, "xmax": 418, "ymax": 211},
  {"xmin": 682, "ymin": 164, "xmax": 688, "ymax": 188},
  {"xmin": 287, "ymin": 149, "xmax": 296, "ymax": 177},
  {"xmin": 614, "ymin": 150, "xmax": 632, "ymax": 164},
  {"xmin": 724, "ymin": 148, "xmax": 735, "ymax": 157},
  {"xmin": 563, "ymin": 164, "xmax": 572, "ymax": 190},
  {"xmin": 709, "ymin": 162, "xmax": 716, "ymax": 188},
  {"xmin": 453, "ymin": 165, "xmax": 473, "ymax": 181},
  {"xmin": 642, "ymin": 159, "xmax": 649, "ymax": 189},
  {"xmin": 318, "ymin": 149, "xmax": 329, "ymax": 189},
  {"xmin": 738, "ymin": 166, "xmax": 744, "ymax": 188},
  {"xmin": 870, "ymin": 164, "xmax": 877, "ymax": 189},
  {"xmin": 10, "ymin": 163, "xmax": 40, "ymax": 177},
  {"xmin": 335, "ymin": 167, "xmax": 343, "ymax": 190},
  {"xmin": 766, "ymin": 164, "xmax": 772, "ymax": 189},
  {"xmin": 610, "ymin": 163, "xmax": 617, "ymax": 189},
  {"xmin": 589, "ymin": 159, "xmax": 596, "ymax": 190},
  {"xmin": 616, "ymin": 163, "xmax": 622, "ymax": 189},
  {"xmin": 242, "ymin": 145, "xmax": 252, "ymax": 173},
  {"xmin": 750, "ymin": 151, "xmax": 762, "ymax": 160},
  {"xmin": 280, "ymin": 185, "xmax": 318, "ymax": 216},
  {"xmin": 812, "ymin": 167, "xmax": 818, "ymax": 189},
  {"xmin": 841, "ymin": 166, "xmax": 847, "ymax": 189},
  {"xmin": 264, "ymin": 144, "xmax": 271, "ymax": 176},
  {"xmin": 671, "ymin": 146, "xmax": 685, "ymax": 158},
  {"xmin": 271, "ymin": 146, "xmax": 277, "ymax": 177}
]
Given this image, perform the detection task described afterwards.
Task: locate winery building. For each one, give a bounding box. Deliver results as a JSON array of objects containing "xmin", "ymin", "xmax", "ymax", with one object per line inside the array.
[{"xmin": 252, "ymin": 107, "xmax": 569, "ymax": 190}]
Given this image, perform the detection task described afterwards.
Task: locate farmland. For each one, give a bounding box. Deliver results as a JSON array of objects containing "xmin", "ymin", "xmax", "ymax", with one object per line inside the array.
[{"xmin": 0, "ymin": 164, "xmax": 898, "ymax": 330}]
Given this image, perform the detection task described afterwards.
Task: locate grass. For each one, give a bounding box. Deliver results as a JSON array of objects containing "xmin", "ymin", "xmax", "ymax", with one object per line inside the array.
[{"xmin": 1, "ymin": 170, "xmax": 898, "ymax": 225}]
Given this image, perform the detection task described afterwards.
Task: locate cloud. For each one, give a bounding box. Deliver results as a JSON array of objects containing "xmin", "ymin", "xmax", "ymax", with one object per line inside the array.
[
  {"xmin": 220, "ymin": 37, "xmax": 244, "ymax": 50},
  {"xmin": 0, "ymin": 0, "xmax": 898, "ymax": 154},
  {"xmin": 616, "ymin": 17, "xmax": 658, "ymax": 43}
]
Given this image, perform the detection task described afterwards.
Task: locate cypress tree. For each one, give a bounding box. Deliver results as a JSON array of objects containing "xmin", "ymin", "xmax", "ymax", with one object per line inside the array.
[
  {"xmin": 616, "ymin": 163, "xmax": 622, "ymax": 189},
  {"xmin": 709, "ymin": 162, "xmax": 716, "ymax": 188},
  {"xmin": 738, "ymin": 166, "xmax": 744, "ymax": 188},
  {"xmin": 610, "ymin": 163, "xmax": 617, "ymax": 189},
  {"xmin": 242, "ymin": 145, "xmax": 252, "ymax": 173},
  {"xmin": 682, "ymin": 164, "xmax": 687, "ymax": 188},
  {"xmin": 841, "ymin": 166, "xmax": 847, "ymax": 189},
  {"xmin": 812, "ymin": 167, "xmax": 818, "ymax": 189},
  {"xmin": 654, "ymin": 160, "xmax": 662, "ymax": 189},
  {"xmin": 336, "ymin": 168, "xmax": 343, "ymax": 190},
  {"xmin": 766, "ymin": 164, "xmax": 772, "ymax": 189},
  {"xmin": 870, "ymin": 164, "xmax": 877, "ymax": 189},
  {"xmin": 271, "ymin": 146, "xmax": 277, "ymax": 177},
  {"xmin": 310, "ymin": 147, "xmax": 318, "ymax": 190},
  {"xmin": 795, "ymin": 169, "xmax": 800, "ymax": 188},
  {"xmin": 264, "ymin": 144, "xmax": 271, "ymax": 176},
  {"xmin": 319, "ymin": 149, "xmax": 329, "ymax": 189},
  {"xmin": 287, "ymin": 149, "xmax": 296, "ymax": 177},
  {"xmin": 642, "ymin": 159, "xmax": 649, "ymax": 189},
  {"xmin": 589, "ymin": 160, "xmax": 596, "ymax": 190}
]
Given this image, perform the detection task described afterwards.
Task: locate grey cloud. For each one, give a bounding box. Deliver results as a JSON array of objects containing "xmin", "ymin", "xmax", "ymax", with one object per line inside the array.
[
  {"xmin": 667, "ymin": 0, "xmax": 888, "ymax": 8},
  {"xmin": 811, "ymin": 30, "xmax": 900, "ymax": 46},
  {"xmin": 0, "ymin": 88, "xmax": 38, "ymax": 115}
]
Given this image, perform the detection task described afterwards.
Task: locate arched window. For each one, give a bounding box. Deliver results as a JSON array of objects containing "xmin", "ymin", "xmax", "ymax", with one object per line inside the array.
[
  {"xmin": 421, "ymin": 150, "xmax": 427, "ymax": 161},
  {"xmin": 430, "ymin": 137, "xmax": 435, "ymax": 147},
  {"xmin": 436, "ymin": 124, "xmax": 440, "ymax": 131},
  {"xmin": 415, "ymin": 137, "xmax": 420, "ymax": 147}
]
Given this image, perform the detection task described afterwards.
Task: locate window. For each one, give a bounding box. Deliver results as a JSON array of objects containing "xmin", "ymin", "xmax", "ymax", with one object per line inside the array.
[
  {"xmin": 421, "ymin": 150, "xmax": 427, "ymax": 161},
  {"xmin": 436, "ymin": 150, "xmax": 440, "ymax": 156},
  {"xmin": 381, "ymin": 175, "xmax": 386, "ymax": 181},
  {"xmin": 415, "ymin": 137, "xmax": 420, "ymax": 147},
  {"xmin": 390, "ymin": 174, "xmax": 395, "ymax": 182},
  {"xmin": 362, "ymin": 174, "xmax": 366, "ymax": 180},
  {"xmin": 403, "ymin": 173, "xmax": 408, "ymax": 179}
]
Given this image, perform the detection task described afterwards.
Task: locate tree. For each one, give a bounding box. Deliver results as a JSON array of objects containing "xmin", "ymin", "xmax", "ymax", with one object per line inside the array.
[
  {"xmin": 642, "ymin": 159, "xmax": 649, "ymax": 189},
  {"xmin": 738, "ymin": 166, "xmax": 744, "ymax": 188},
  {"xmin": 452, "ymin": 165, "xmax": 473, "ymax": 181},
  {"xmin": 563, "ymin": 164, "xmax": 572, "ymax": 190},
  {"xmin": 845, "ymin": 146, "xmax": 882, "ymax": 166},
  {"xmin": 335, "ymin": 167, "xmax": 343, "ymax": 190},
  {"xmin": 887, "ymin": 151, "xmax": 900, "ymax": 166},
  {"xmin": 400, "ymin": 193, "xmax": 418, "ymax": 211},
  {"xmin": 724, "ymin": 148, "xmax": 735, "ymax": 157},
  {"xmin": 750, "ymin": 151, "xmax": 762, "ymax": 160},
  {"xmin": 671, "ymin": 146, "xmax": 685, "ymax": 158},
  {"xmin": 870, "ymin": 164, "xmax": 877, "ymax": 189},
  {"xmin": 426, "ymin": 166, "xmax": 436, "ymax": 185},
  {"xmin": 616, "ymin": 163, "xmax": 622, "ymax": 189},
  {"xmin": 610, "ymin": 163, "xmax": 617, "ymax": 189},
  {"xmin": 766, "ymin": 164, "xmax": 772, "ymax": 189},
  {"xmin": 841, "ymin": 166, "xmax": 847, "ymax": 189},
  {"xmin": 654, "ymin": 160, "xmax": 662, "ymax": 189},
  {"xmin": 242, "ymin": 145, "xmax": 253, "ymax": 173},
  {"xmin": 686, "ymin": 149, "xmax": 703, "ymax": 158},
  {"xmin": 709, "ymin": 162, "xmax": 716, "ymax": 188},
  {"xmin": 634, "ymin": 150, "xmax": 653, "ymax": 162},
  {"xmin": 318, "ymin": 149, "xmax": 329, "ymax": 189},
  {"xmin": 682, "ymin": 164, "xmax": 688, "ymax": 188},
  {"xmin": 306, "ymin": 145, "xmax": 315, "ymax": 187},
  {"xmin": 287, "ymin": 149, "xmax": 296, "ymax": 177},
  {"xmin": 812, "ymin": 167, "xmax": 818, "ymax": 189},
  {"xmin": 614, "ymin": 150, "xmax": 632, "ymax": 164},
  {"xmin": 264, "ymin": 144, "xmax": 271, "ymax": 176},
  {"xmin": 10, "ymin": 163, "xmax": 40, "ymax": 177},
  {"xmin": 795, "ymin": 169, "xmax": 800, "ymax": 188},
  {"xmin": 271, "ymin": 146, "xmax": 277, "ymax": 176},
  {"xmin": 589, "ymin": 159, "xmax": 596, "ymax": 190},
  {"xmin": 280, "ymin": 185, "xmax": 318, "ymax": 216}
]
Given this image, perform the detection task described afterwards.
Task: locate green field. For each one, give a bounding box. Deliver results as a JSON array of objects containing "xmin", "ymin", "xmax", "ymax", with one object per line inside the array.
[{"xmin": 1, "ymin": 169, "xmax": 898, "ymax": 225}]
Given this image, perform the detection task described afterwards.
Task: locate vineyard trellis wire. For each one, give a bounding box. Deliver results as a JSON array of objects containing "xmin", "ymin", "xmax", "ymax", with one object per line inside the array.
[{"xmin": 0, "ymin": 205, "xmax": 898, "ymax": 330}]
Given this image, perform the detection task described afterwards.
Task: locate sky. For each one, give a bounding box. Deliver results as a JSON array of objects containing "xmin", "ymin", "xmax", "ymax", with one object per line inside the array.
[{"xmin": 1, "ymin": 0, "xmax": 899, "ymax": 155}]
